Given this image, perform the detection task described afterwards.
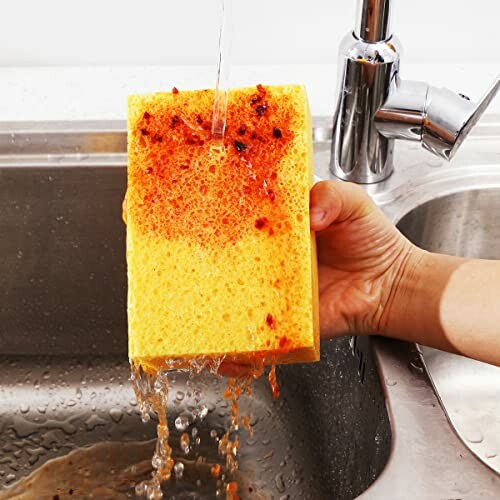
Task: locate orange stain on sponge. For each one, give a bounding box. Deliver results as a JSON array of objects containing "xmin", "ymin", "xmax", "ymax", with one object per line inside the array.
[{"xmin": 126, "ymin": 84, "xmax": 319, "ymax": 370}]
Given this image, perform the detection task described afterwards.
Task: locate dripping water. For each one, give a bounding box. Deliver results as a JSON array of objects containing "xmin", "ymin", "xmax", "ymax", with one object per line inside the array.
[{"xmin": 129, "ymin": 358, "xmax": 279, "ymax": 498}]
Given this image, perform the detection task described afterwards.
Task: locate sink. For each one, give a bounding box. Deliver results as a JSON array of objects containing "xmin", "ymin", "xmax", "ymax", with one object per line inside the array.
[
  {"xmin": 397, "ymin": 188, "xmax": 500, "ymax": 474},
  {"xmin": 2, "ymin": 117, "xmax": 500, "ymax": 498},
  {"xmin": 0, "ymin": 122, "xmax": 390, "ymax": 499}
]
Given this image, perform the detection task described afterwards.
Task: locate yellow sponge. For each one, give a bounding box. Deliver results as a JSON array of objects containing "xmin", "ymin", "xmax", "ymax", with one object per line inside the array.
[{"xmin": 126, "ymin": 84, "xmax": 319, "ymax": 370}]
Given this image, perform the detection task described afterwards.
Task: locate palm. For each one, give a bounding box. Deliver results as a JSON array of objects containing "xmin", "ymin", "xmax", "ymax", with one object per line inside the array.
[{"xmin": 316, "ymin": 210, "xmax": 406, "ymax": 338}]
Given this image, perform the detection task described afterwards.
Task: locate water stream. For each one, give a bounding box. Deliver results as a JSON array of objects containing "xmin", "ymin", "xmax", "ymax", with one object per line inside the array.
[
  {"xmin": 211, "ymin": 0, "xmax": 232, "ymax": 143},
  {"xmin": 0, "ymin": 3, "xmax": 286, "ymax": 498}
]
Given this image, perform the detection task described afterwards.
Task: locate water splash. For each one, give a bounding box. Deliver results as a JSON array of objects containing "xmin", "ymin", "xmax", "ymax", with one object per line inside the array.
[
  {"xmin": 129, "ymin": 357, "xmax": 279, "ymax": 498},
  {"xmin": 130, "ymin": 364, "xmax": 174, "ymax": 499}
]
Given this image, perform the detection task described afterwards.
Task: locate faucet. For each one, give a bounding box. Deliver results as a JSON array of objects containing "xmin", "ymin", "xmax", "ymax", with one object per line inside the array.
[{"xmin": 330, "ymin": 0, "xmax": 500, "ymax": 184}]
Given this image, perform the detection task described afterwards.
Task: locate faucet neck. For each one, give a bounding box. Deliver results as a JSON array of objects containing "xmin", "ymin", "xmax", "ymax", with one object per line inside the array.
[{"xmin": 355, "ymin": 0, "xmax": 392, "ymax": 42}]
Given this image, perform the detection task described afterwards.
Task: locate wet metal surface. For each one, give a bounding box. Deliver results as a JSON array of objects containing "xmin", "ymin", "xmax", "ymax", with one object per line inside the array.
[
  {"xmin": 398, "ymin": 189, "xmax": 500, "ymax": 474},
  {"xmin": 0, "ymin": 121, "xmax": 390, "ymax": 499},
  {"xmin": 2, "ymin": 116, "xmax": 500, "ymax": 497}
]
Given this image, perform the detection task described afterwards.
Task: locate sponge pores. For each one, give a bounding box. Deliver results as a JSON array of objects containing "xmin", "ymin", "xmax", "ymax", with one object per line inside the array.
[{"xmin": 126, "ymin": 84, "xmax": 319, "ymax": 371}]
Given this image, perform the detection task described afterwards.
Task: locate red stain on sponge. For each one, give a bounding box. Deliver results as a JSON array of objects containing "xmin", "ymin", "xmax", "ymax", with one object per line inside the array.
[{"xmin": 126, "ymin": 85, "xmax": 319, "ymax": 371}]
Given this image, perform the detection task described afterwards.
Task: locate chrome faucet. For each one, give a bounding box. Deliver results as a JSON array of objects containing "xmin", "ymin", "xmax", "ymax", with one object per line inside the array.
[{"xmin": 330, "ymin": 0, "xmax": 500, "ymax": 184}]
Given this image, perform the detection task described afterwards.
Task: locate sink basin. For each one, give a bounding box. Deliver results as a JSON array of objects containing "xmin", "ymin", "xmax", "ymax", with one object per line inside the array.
[
  {"xmin": 397, "ymin": 188, "xmax": 500, "ymax": 474},
  {"xmin": 0, "ymin": 122, "xmax": 390, "ymax": 499}
]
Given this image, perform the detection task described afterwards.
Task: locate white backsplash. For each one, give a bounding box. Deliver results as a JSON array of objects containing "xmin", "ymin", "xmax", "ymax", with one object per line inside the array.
[{"xmin": 0, "ymin": 0, "xmax": 498, "ymax": 67}]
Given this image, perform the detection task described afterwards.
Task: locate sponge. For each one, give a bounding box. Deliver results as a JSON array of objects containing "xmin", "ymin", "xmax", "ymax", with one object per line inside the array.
[{"xmin": 126, "ymin": 84, "xmax": 319, "ymax": 371}]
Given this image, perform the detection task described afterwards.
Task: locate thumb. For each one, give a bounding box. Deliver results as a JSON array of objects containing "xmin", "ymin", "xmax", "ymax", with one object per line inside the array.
[{"xmin": 310, "ymin": 180, "xmax": 373, "ymax": 231}]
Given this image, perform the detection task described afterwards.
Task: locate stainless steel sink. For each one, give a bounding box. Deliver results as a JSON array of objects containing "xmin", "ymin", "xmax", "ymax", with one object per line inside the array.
[
  {"xmin": 316, "ymin": 115, "xmax": 500, "ymax": 498},
  {"xmin": 0, "ymin": 122, "xmax": 390, "ymax": 499},
  {"xmin": 398, "ymin": 189, "xmax": 500, "ymax": 474},
  {"xmin": 1, "ymin": 116, "xmax": 500, "ymax": 498}
]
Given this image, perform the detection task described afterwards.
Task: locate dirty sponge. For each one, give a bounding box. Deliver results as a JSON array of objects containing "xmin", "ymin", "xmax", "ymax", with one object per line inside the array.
[{"xmin": 126, "ymin": 84, "xmax": 319, "ymax": 370}]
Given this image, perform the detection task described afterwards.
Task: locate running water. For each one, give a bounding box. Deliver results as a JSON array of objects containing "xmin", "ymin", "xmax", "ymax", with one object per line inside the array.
[
  {"xmin": 211, "ymin": 0, "xmax": 232, "ymax": 143},
  {"xmin": 129, "ymin": 358, "xmax": 278, "ymax": 499}
]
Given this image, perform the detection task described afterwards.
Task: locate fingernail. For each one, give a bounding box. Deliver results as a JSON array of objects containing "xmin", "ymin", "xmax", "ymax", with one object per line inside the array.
[{"xmin": 310, "ymin": 208, "xmax": 326, "ymax": 225}]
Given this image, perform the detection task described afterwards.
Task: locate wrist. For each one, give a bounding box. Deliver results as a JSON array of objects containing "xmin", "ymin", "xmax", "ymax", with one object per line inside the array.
[{"xmin": 375, "ymin": 243, "xmax": 428, "ymax": 337}]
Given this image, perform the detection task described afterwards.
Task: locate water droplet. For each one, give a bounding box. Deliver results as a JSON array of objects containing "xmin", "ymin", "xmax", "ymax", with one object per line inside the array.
[
  {"xmin": 175, "ymin": 415, "xmax": 190, "ymax": 432},
  {"xmin": 174, "ymin": 461, "xmax": 184, "ymax": 479},
  {"xmin": 464, "ymin": 430, "xmax": 484, "ymax": 443},
  {"xmin": 84, "ymin": 414, "xmax": 107, "ymax": 431},
  {"xmin": 27, "ymin": 446, "xmax": 46, "ymax": 465},
  {"xmin": 485, "ymin": 450, "xmax": 497, "ymax": 459},
  {"xmin": 20, "ymin": 404, "xmax": 29, "ymax": 414},
  {"xmin": 210, "ymin": 429, "xmax": 218, "ymax": 439},
  {"xmin": 109, "ymin": 408, "xmax": 123, "ymax": 423},
  {"xmin": 385, "ymin": 378, "xmax": 397, "ymax": 386},
  {"xmin": 180, "ymin": 433, "xmax": 190, "ymax": 455},
  {"xmin": 197, "ymin": 404, "xmax": 209, "ymax": 421},
  {"xmin": 76, "ymin": 388, "xmax": 82, "ymax": 399},
  {"xmin": 175, "ymin": 391, "xmax": 185, "ymax": 401},
  {"xmin": 37, "ymin": 405, "xmax": 47, "ymax": 414},
  {"xmin": 374, "ymin": 434, "xmax": 382, "ymax": 444},
  {"xmin": 5, "ymin": 473, "xmax": 16, "ymax": 484},
  {"xmin": 191, "ymin": 427, "xmax": 198, "ymax": 438},
  {"xmin": 274, "ymin": 473, "xmax": 286, "ymax": 493},
  {"xmin": 66, "ymin": 399, "xmax": 76, "ymax": 407}
]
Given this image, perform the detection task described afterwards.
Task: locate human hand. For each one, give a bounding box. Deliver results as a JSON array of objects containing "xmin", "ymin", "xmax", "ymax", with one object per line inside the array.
[
  {"xmin": 218, "ymin": 180, "xmax": 416, "ymax": 377},
  {"xmin": 311, "ymin": 180, "xmax": 414, "ymax": 339}
]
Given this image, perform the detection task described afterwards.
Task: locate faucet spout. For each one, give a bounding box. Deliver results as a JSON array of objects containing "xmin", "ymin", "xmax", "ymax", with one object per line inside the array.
[{"xmin": 375, "ymin": 76, "xmax": 500, "ymax": 160}]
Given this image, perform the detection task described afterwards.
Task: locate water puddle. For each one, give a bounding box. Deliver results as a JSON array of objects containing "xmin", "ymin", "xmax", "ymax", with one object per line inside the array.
[
  {"xmin": 0, "ymin": 359, "xmax": 280, "ymax": 499},
  {"xmin": 0, "ymin": 439, "xmax": 273, "ymax": 500}
]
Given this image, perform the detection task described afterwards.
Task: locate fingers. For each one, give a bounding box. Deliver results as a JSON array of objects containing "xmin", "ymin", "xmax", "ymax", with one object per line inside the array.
[{"xmin": 310, "ymin": 180, "xmax": 373, "ymax": 231}]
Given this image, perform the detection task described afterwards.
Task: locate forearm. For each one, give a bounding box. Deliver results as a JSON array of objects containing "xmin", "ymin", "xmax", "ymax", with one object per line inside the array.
[{"xmin": 380, "ymin": 248, "xmax": 500, "ymax": 366}]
